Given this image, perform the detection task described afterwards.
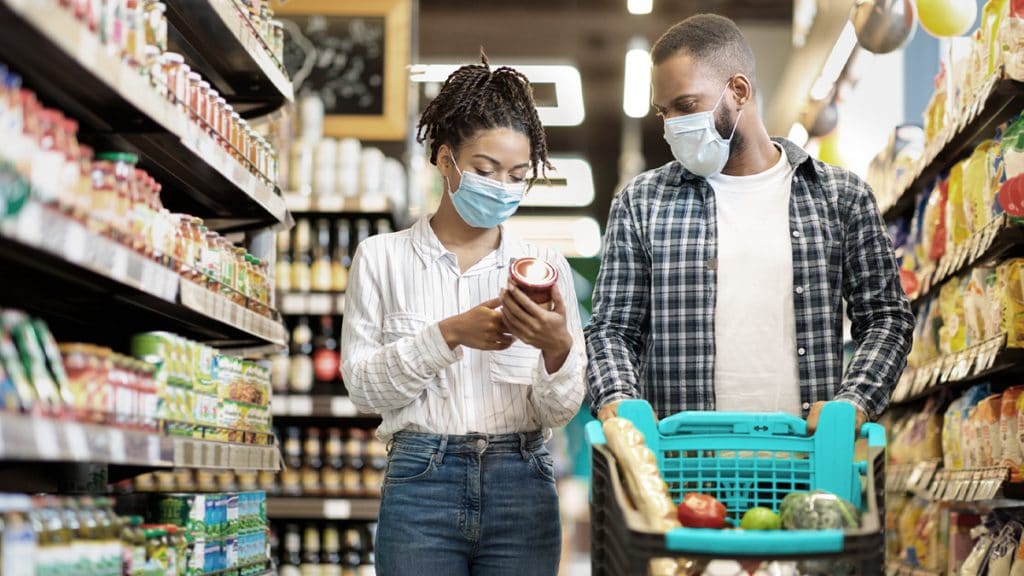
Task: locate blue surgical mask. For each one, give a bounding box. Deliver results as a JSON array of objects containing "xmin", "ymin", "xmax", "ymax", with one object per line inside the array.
[
  {"xmin": 663, "ymin": 83, "xmax": 741, "ymax": 178},
  {"xmin": 447, "ymin": 157, "xmax": 526, "ymax": 229}
]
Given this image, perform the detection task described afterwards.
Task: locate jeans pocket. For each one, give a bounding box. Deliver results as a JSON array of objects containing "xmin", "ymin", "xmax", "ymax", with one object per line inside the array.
[
  {"xmin": 384, "ymin": 449, "xmax": 437, "ymax": 484},
  {"xmin": 529, "ymin": 448, "xmax": 556, "ymax": 483}
]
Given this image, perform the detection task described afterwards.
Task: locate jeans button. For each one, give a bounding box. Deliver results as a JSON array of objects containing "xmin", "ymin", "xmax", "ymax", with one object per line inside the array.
[{"xmin": 476, "ymin": 439, "xmax": 486, "ymax": 450}]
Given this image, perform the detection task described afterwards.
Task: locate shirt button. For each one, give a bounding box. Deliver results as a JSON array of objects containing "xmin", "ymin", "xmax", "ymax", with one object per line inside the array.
[
  {"xmin": 802, "ymin": 402, "xmax": 811, "ymax": 410},
  {"xmin": 798, "ymin": 347, "xmax": 806, "ymax": 356},
  {"xmin": 792, "ymin": 230, "xmax": 801, "ymax": 238},
  {"xmin": 795, "ymin": 286, "xmax": 805, "ymax": 295}
]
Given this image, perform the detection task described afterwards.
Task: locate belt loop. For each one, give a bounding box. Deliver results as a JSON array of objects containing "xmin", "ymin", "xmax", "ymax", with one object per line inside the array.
[
  {"xmin": 386, "ymin": 438, "xmax": 394, "ymax": 454},
  {"xmin": 436, "ymin": 435, "xmax": 448, "ymax": 464},
  {"xmin": 519, "ymin": 432, "xmax": 529, "ymax": 460}
]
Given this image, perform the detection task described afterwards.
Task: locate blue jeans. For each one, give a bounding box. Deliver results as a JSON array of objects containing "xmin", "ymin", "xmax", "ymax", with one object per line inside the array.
[{"xmin": 375, "ymin": 431, "xmax": 561, "ymax": 576}]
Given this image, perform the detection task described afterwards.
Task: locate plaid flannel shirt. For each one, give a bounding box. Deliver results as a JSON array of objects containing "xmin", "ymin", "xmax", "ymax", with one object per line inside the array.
[{"xmin": 584, "ymin": 138, "xmax": 914, "ymax": 421}]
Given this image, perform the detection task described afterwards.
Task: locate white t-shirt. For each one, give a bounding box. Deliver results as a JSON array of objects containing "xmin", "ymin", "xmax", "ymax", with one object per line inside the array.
[{"xmin": 708, "ymin": 145, "xmax": 802, "ymax": 416}]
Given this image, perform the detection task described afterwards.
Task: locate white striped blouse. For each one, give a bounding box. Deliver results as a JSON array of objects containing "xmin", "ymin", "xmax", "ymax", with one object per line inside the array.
[{"xmin": 340, "ymin": 215, "xmax": 586, "ymax": 440}]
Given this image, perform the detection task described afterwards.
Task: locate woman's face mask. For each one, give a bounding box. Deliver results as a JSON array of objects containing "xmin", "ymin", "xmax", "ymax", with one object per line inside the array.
[
  {"xmin": 663, "ymin": 83, "xmax": 741, "ymax": 178},
  {"xmin": 446, "ymin": 155, "xmax": 526, "ymax": 229}
]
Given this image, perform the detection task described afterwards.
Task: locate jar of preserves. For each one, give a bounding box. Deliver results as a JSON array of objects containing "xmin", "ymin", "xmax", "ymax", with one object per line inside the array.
[
  {"xmin": 229, "ymin": 112, "xmax": 242, "ymax": 158},
  {"xmin": 196, "ymin": 81, "xmax": 212, "ymax": 130},
  {"xmin": 89, "ymin": 159, "xmax": 117, "ymax": 236},
  {"xmin": 214, "ymin": 96, "xmax": 227, "ymax": 143},
  {"xmin": 202, "ymin": 230, "xmax": 221, "ymax": 285},
  {"xmin": 159, "ymin": 52, "xmax": 188, "ymax": 108},
  {"xmin": 143, "ymin": 0, "xmax": 168, "ymax": 52},
  {"xmin": 218, "ymin": 237, "xmax": 236, "ymax": 294},
  {"xmin": 234, "ymin": 246, "xmax": 249, "ymax": 302},
  {"xmin": 124, "ymin": 0, "xmax": 144, "ymax": 67},
  {"xmin": 142, "ymin": 45, "xmax": 162, "ymax": 91},
  {"xmin": 186, "ymin": 72, "xmax": 203, "ymax": 123},
  {"xmin": 205, "ymin": 88, "xmax": 220, "ymax": 135}
]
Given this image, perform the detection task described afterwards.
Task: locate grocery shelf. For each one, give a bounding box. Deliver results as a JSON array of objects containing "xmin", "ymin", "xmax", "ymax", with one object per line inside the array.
[
  {"xmin": 283, "ymin": 193, "xmax": 410, "ymax": 228},
  {"xmin": 910, "ymin": 215, "xmax": 1024, "ymax": 305},
  {"xmin": 164, "ymin": 0, "xmax": 293, "ymax": 117},
  {"xmin": 265, "ymin": 496, "xmax": 381, "ymax": 520},
  {"xmin": 0, "ymin": 413, "xmax": 170, "ymax": 467},
  {"xmin": 880, "ymin": 72, "xmax": 1024, "ymax": 223},
  {"xmin": 277, "ymin": 292, "xmax": 347, "ymax": 316},
  {"xmin": 892, "ymin": 565, "xmax": 941, "ymax": 576},
  {"xmin": 0, "ymin": 201, "xmax": 287, "ymax": 350},
  {"xmin": 0, "ymin": 0, "xmax": 289, "ymax": 232},
  {"xmin": 890, "ymin": 335, "xmax": 1024, "ymax": 405},
  {"xmin": 887, "ymin": 460, "xmax": 941, "ymax": 496},
  {"xmin": 270, "ymin": 395, "xmax": 377, "ymax": 419},
  {"xmin": 172, "ymin": 436, "xmax": 279, "ymax": 471}
]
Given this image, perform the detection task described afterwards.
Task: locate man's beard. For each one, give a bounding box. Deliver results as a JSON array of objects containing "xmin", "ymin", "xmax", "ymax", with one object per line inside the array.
[{"xmin": 715, "ymin": 104, "xmax": 745, "ymax": 157}]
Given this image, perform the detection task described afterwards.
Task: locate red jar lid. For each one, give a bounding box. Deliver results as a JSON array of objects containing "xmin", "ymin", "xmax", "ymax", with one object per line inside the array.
[{"xmin": 510, "ymin": 257, "xmax": 557, "ymax": 289}]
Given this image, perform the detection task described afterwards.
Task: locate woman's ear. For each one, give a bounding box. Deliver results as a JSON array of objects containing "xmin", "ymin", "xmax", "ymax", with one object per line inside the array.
[{"xmin": 437, "ymin": 144, "xmax": 453, "ymax": 169}]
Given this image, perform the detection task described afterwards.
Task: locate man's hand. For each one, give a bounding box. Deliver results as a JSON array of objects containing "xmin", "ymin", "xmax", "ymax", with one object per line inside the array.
[
  {"xmin": 597, "ymin": 400, "xmax": 622, "ymax": 422},
  {"xmin": 806, "ymin": 401, "xmax": 867, "ymax": 435},
  {"xmin": 438, "ymin": 298, "xmax": 516, "ymax": 351}
]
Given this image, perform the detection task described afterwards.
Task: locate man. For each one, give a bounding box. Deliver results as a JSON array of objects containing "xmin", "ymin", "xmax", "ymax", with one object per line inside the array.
[{"xmin": 585, "ymin": 14, "xmax": 914, "ymax": 433}]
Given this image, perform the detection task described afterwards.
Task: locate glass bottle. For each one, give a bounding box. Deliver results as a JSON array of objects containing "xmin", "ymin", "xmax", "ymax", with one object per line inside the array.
[
  {"xmin": 341, "ymin": 528, "xmax": 363, "ymax": 576},
  {"xmin": 322, "ymin": 428, "xmax": 344, "ymax": 497},
  {"xmin": 280, "ymin": 524, "xmax": 302, "ymax": 576},
  {"xmin": 311, "ymin": 219, "xmax": 333, "ymax": 292},
  {"xmin": 302, "ymin": 427, "xmax": 323, "ymax": 496},
  {"xmin": 288, "ymin": 317, "xmax": 314, "ymax": 394},
  {"xmin": 292, "ymin": 220, "xmax": 312, "ymax": 293},
  {"xmin": 341, "ymin": 429, "xmax": 364, "ymax": 497},
  {"xmin": 280, "ymin": 426, "xmax": 303, "ymax": 496},
  {"xmin": 332, "ymin": 220, "xmax": 351, "ymax": 293},
  {"xmin": 354, "ymin": 219, "xmax": 371, "ymax": 248},
  {"xmin": 321, "ymin": 525, "xmax": 342, "ymax": 576},
  {"xmin": 301, "ymin": 524, "xmax": 321, "ymax": 576},
  {"xmin": 276, "ymin": 230, "xmax": 293, "ymax": 293},
  {"xmin": 312, "ymin": 316, "xmax": 339, "ymax": 390}
]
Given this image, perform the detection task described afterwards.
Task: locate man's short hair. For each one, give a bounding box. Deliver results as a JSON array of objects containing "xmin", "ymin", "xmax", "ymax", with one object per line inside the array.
[{"xmin": 652, "ymin": 14, "xmax": 756, "ymax": 87}]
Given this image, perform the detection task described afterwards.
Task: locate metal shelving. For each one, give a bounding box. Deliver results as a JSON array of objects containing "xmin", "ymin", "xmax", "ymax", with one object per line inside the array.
[{"xmin": 265, "ymin": 497, "xmax": 381, "ymax": 521}]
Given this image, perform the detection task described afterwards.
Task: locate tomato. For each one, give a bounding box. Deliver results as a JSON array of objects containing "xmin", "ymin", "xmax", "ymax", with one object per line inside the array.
[{"xmin": 677, "ymin": 492, "xmax": 728, "ymax": 529}]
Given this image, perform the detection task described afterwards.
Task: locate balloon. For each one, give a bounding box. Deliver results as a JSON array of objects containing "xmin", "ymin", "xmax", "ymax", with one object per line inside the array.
[
  {"xmin": 851, "ymin": 0, "xmax": 917, "ymax": 54},
  {"xmin": 916, "ymin": 0, "xmax": 977, "ymax": 37},
  {"xmin": 818, "ymin": 130, "xmax": 846, "ymax": 167},
  {"xmin": 808, "ymin": 100, "xmax": 839, "ymax": 138}
]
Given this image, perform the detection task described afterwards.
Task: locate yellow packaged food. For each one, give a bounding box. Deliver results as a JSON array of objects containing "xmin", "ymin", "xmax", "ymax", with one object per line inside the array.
[
  {"xmin": 947, "ymin": 161, "xmax": 971, "ymax": 250},
  {"xmin": 998, "ymin": 259, "xmax": 1024, "ymax": 347},
  {"xmin": 965, "ymin": 268, "xmax": 990, "ymax": 345},
  {"xmin": 939, "ymin": 278, "xmax": 967, "ymax": 354},
  {"xmin": 965, "ymin": 141, "xmax": 1000, "ymax": 233}
]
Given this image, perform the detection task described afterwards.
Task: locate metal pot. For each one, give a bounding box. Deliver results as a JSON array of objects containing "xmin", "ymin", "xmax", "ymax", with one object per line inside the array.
[{"xmin": 850, "ymin": 0, "xmax": 916, "ymax": 54}]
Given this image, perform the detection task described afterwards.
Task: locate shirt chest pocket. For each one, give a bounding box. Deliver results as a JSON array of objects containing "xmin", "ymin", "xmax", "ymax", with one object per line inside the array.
[
  {"xmin": 382, "ymin": 312, "xmax": 430, "ymax": 344},
  {"xmin": 488, "ymin": 341, "xmax": 537, "ymax": 386}
]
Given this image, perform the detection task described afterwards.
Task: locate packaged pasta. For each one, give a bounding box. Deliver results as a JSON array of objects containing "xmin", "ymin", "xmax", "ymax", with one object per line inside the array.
[
  {"xmin": 977, "ymin": 394, "xmax": 1004, "ymax": 466},
  {"xmin": 1000, "ymin": 386, "xmax": 1024, "ymax": 476}
]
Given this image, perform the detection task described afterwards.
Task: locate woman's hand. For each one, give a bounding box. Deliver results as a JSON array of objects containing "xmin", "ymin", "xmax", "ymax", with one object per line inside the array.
[
  {"xmin": 500, "ymin": 282, "xmax": 573, "ymax": 373},
  {"xmin": 438, "ymin": 298, "xmax": 516, "ymax": 351}
]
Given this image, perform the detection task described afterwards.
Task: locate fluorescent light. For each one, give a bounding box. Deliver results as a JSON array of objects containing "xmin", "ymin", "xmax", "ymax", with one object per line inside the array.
[
  {"xmin": 787, "ymin": 122, "xmax": 810, "ymax": 147},
  {"xmin": 521, "ymin": 157, "xmax": 595, "ymax": 208},
  {"xmin": 410, "ymin": 64, "xmax": 585, "ymax": 126},
  {"xmin": 809, "ymin": 21, "xmax": 857, "ymax": 101},
  {"xmin": 628, "ymin": 0, "xmax": 652, "ymax": 15},
  {"xmin": 505, "ymin": 216, "xmax": 602, "ymax": 258},
  {"xmin": 623, "ymin": 38, "xmax": 651, "ymax": 118}
]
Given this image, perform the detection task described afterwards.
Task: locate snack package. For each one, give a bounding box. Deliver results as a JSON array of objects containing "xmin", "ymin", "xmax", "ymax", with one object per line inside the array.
[
  {"xmin": 998, "ymin": 259, "xmax": 1024, "ymax": 347},
  {"xmin": 1000, "ymin": 386, "xmax": 1024, "ymax": 477},
  {"xmin": 964, "ymin": 141, "xmax": 1000, "ymax": 234},
  {"xmin": 966, "ymin": 268, "xmax": 990, "ymax": 346},
  {"xmin": 988, "ymin": 521, "xmax": 1024, "ymax": 576},
  {"xmin": 949, "ymin": 512, "xmax": 984, "ymax": 575},
  {"xmin": 923, "ymin": 179, "xmax": 950, "ymax": 264},
  {"xmin": 940, "ymin": 278, "xmax": 967, "ymax": 354},
  {"xmin": 602, "ymin": 418, "xmax": 680, "ymax": 532},
  {"xmin": 945, "ymin": 395, "xmax": 968, "ymax": 469},
  {"xmin": 947, "ymin": 160, "xmax": 971, "ymax": 251},
  {"xmin": 960, "ymin": 528, "xmax": 994, "ymax": 575},
  {"xmin": 978, "ymin": 393, "xmax": 1004, "ymax": 466}
]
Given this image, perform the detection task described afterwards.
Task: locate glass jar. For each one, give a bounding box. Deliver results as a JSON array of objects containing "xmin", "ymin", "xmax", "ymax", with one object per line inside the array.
[
  {"xmin": 271, "ymin": 20, "xmax": 285, "ymax": 66},
  {"xmin": 205, "ymin": 88, "xmax": 219, "ymax": 135},
  {"xmin": 89, "ymin": 160, "xmax": 117, "ymax": 236},
  {"xmin": 218, "ymin": 237, "xmax": 236, "ymax": 294},
  {"xmin": 186, "ymin": 72, "xmax": 203, "ymax": 123},
  {"xmin": 124, "ymin": 0, "xmax": 144, "ymax": 68},
  {"xmin": 196, "ymin": 81, "xmax": 212, "ymax": 131},
  {"xmin": 222, "ymin": 103, "xmax": 235, "ymax": 153},
  {"xmin": 234, "ymin": 246, "xmax": 249, "ymax": 302},
  {"xmin": 142, "ymin": 45, "xmax": 162, "ymax": 92},
  {"xmin": 214, "ymin": 97, "xmax": 227, "ymax": 142},
  {"xmin": 143, "ymin": 1, "xmax": 167, "ymax": 52},
  {"xmin": 229, "ymin": 112, "xmax": 242, "ymax": 158},
  {"xmin": 203, "ymin": 230, "xmax": 221, "ymax": 285},
  {"xmin": 94, "ymin": 152, "xmax": 139, "ymax": 243},
  {"xmin": 159, "ymin": 52, "xmax": 188, "ymax": 108}
]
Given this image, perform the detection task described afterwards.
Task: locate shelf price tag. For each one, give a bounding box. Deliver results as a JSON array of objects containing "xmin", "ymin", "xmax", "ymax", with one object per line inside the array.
[
  {"xmin": 64, "ymin": 423, "xmax": 90, "ymax": 461},
  {"xmin": 109, "ymin": 429, "xmax": 127, "ymax": 462},
  {"xmin": 33, "ymin": 419, "xmax": 60, "ymax": 460},
  {"xmin": 331, "ymin": 397, "xmax": 357, "ymax": 417},
  {"xmin": 148, "ymin": 435, "xmax": 162, "ymax": 463},
  {"xmin": 289, "ymin": 396, "xmax": 313, "ymax": 416},
  {"xmin": 323, "ymin": 499, "xmax": 352, "ymax": 519}
]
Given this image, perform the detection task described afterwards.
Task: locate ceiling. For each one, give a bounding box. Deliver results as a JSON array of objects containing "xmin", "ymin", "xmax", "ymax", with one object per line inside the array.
[{"xmin": 416, "ymin": 0, "xmax": 794, "ymax": 222}]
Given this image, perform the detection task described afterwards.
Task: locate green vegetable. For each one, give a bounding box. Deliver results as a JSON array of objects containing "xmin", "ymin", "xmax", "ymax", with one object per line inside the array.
[
  {"xmin": 739, "ymin": 507, "xmax": 781, "ymax": 530},
  {"xmin": 779, "ymin": 490, "xmax": 860, "ymax": 530}
]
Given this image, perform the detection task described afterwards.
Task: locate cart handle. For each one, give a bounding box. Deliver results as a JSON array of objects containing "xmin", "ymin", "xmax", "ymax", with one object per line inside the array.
[
  {"xmin": 664, "ymin": 526, "xmax": 844, "ymax": 555},
  {"xmin": 657, "ymin": 410, "xmax": 807, "ymax": 437},
  {"xmin": 859, "ymin": 422, "xmax": 885, "ymax": 448}
]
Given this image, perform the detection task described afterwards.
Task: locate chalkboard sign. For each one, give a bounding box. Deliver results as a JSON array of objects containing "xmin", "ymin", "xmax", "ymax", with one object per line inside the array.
[
  {"xmin": 280, "ymin": 14, "xmax": 386, "ymax": 115},
  {"xmin": 271, "ymin": 0, "xmax": 410, "ymax": 141}
]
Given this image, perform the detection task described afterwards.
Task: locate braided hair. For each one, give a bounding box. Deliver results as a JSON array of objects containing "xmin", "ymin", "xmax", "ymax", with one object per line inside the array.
[{"xmin": 416, "ymin": 53, "xmax": 552, "ymax": 181}]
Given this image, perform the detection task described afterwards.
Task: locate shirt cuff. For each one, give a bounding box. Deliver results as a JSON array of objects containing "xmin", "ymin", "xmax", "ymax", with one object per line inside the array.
[
  {"xmin": 832, "ymin": 393, "xmax": 871, "ymax": 421},
  {"xmin": 537, "ymin": 339, "xmax": 579, "ymax": 383},
  {"xmin": 416, "ymin": 322, "xmax": 463, "ymax": 372}
]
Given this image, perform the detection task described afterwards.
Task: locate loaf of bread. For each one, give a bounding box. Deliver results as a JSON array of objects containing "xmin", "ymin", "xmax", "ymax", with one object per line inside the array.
[{"xmin": 603, "ymin": 417, "xmax": 679, "ymax": 532}]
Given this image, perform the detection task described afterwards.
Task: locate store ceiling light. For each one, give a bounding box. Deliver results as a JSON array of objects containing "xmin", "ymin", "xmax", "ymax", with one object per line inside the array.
[
  {"xmin": 809, "ymin": 21, "xmax": 858, "ymax": 101},
  {"xmin": 522, "ymin": 157, "xmax": 595, "ymax": 208},
  {"xmin": 505, "ymin": 216, "xmax": 603, "ymax": 258},
  {"xmin": 788, "ymin": 122, "xmax": 810, "ymax": 147},
  {"xmin": 410, "ymin": 64, "xmax": 585, "ymax": 126},
  {"xmin": 628, "ymin": 0, "xmax": 653, "ymax": 15},
  {"xmin": 623, "ymin": 37, "xmax": 652, "ymax": 119}
]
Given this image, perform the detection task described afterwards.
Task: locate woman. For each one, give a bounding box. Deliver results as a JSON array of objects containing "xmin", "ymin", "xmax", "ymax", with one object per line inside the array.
[{"xmin": 341, "ymin": 55, "xmax": 586, "ymax": 576}]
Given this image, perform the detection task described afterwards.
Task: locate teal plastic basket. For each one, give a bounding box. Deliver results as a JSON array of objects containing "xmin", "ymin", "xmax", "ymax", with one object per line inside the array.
[{"xmin": 586, "ymin": 399, "xmax": 886, "ymax": 559}]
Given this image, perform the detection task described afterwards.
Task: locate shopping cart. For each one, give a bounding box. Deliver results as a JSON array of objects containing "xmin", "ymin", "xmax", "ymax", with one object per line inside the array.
[{"xmin": 586, "ymin": 400, "xmax": 886, "ymax": 575}]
